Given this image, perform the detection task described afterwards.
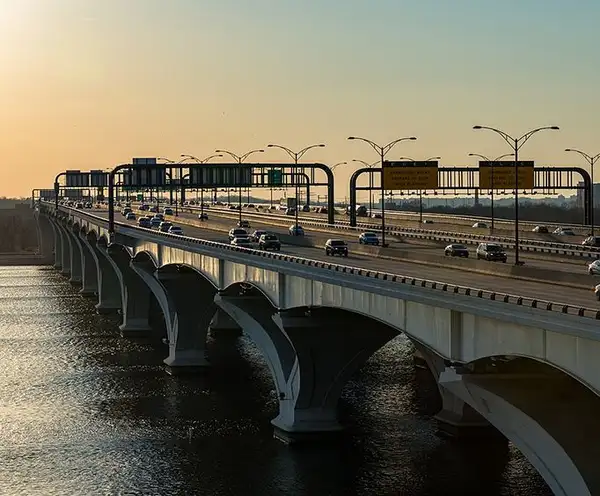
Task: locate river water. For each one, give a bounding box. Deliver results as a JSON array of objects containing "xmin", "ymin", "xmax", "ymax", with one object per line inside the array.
[{"xmin": 0, "ymin": 266, "xmax": 551, "ymax": 496}]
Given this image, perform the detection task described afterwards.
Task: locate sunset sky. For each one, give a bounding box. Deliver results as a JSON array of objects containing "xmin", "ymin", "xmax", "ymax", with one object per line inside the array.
[{"xmin": 0, "ymin": 0, "xmax": 598, "ymax": 198}]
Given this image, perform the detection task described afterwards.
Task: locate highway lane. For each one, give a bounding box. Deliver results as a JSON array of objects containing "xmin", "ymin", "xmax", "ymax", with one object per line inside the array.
[
  {"xmin": 205, "ymin": 204, "xmax": 590, "ymax": 245},
  {"xmin": 163, "ymin": 207, "xmax": 593, "ymax": 275},
  {"xmin": 87, "ymin": 209, "xmax": 599, "ymax": 308}
]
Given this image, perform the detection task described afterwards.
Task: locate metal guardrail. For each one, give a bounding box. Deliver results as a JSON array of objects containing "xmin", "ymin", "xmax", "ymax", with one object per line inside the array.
[{"xmin": 43, "ymin": 203, "xmax": 600, "ymax": 321}]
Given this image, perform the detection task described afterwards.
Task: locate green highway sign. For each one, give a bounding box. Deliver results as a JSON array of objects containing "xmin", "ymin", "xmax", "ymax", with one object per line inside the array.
[
  {"xmin": 136, "ymin": 194, "xmax": 144, "ymax": 201},
  {"xmin": 268, "ymin": 168, "xmax": 283, "ymax": 186}
]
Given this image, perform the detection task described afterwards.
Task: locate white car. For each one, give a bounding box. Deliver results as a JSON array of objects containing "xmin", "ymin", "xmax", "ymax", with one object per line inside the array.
[
  {"xmin": 553, "ymin": 227, "xmax": 575, "ymax": 236},
  {"xmin": 588, "ymin": 260, "xmax": 600, "ymax": 275},
  {"xmin": 472, "ymin": 222, "xmax": 488, "ymax": 228},
  {"xmin": 168, "ymin": 226, "xmax": 183, "ymax": 235}
]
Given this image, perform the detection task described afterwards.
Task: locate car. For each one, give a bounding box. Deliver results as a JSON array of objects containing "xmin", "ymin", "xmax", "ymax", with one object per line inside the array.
[
  {"xmin": 125, "ymin": 212, "xmax": 136, "ymax": 221},
  {"xmin": 75, "ymin": 202, "xmax": 84, "ymax": 209},
  {"xmin": 258, "ymin": 233, "xmax": 281, "ymax": 251},
  {"xmin": 163, "ymin": 207, "xmax": 174, "ymax": 215},
  {"xmin": 198, "ymin": 212, "xmax": 208, "ymax": 220},
  {"xmin": 532, "ymin": 225, "xmax": 549, "ymax": 233},
  {"xmin": 150, "ymin": 216, "xmax": 162, "ymax": 227},
  {"xmin": 582, "ymin": 236, "xmax": 600, "ymax": 247},
  {"xmin": 231, "ymin": 237, "xmax": 252, "ymax": 247},
  {"xmin": 154, "ymin": 213, "xmax": 164, "ymax": 221},
  {"xmin": 138, "ymin": 217, "xmax": 151, "ymax": 228},
  {"xmin": 149, "ymin": 205, "xmax": 158, "ymax": 213},
  {"xmin": 229, "ymin": 228, "xmax": 248, "ymax": 241},
  {"xmin": 237, "ymin": 220, "xmax": 250, "ymax": 228},
  {"xmin": 371, "ymin": 213, "xmax": 382, "ymax": 219},
  {"xmin": 476, "ymin": 243, "xmax": 507, "ymax": 262},
  {"xmin": 252, "ymin": 230, "xmax": 267, "ymax": 242},
  {"xmin": 444, "ymin": 244, "xmax": 469, "ymax": 257},
  {"xmin": 553, "ymin": 227, "xmax": 575, "ymax": 236},
  {"xmin": 158, "ymin": 221, "xmax": 173, "ymax": 232},
  {"xmin": 325, "ymin": 239, "xmax": 348, "ymax": 257},
  {"xmin": 139, "ymin": 204, "xmax": 149, "ymax": 211},
  {"xmin": 285, "ymin": 208, "xmax": 296, "ymax": 216},
  {"xmin": 121, "ymin": 207, "xmax": 132, "ymax": 216},
  {"xmin": 358, "ymin": 232, "xmax": 380, "ymax": 245},
  {"xmin": 588, "ymin": 260, "xmax": 600, "ymax": 275},
  {"xmin": 168, "ymin": 226, "xmax": 183, "ymax": 235},
  {"xmin": 289, "ymin": 224, "xmax": 304, "ymax": 236},
  {"xmin": 472, "ymin": 222, "xmax": 488, "ymax": 229},
  {"xmin": 595, "ymin": 283, "xmax": 600, "ymax": 301},
  {"xmin": 422, "ymin": 219, "xmax": 434, "ymax": 224}
]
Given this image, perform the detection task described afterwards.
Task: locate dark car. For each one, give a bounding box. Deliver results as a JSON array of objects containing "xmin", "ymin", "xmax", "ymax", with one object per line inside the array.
[
  {"xmin": 138, "ymin": 217, "xmax": 152, "ymax": 228},
  {"xmin": 150, "ymin": 216, "xmax": 162, "ymax": 227},
  {"xmin": 258, "ymin": 233, "xmax": 281, "ymax": 251},
  {"xmin": 444, "ymin": 244, "xmax": 469, "ymax": 257},
  {"xmin": 325, "ymin": 239, "xmax": 348, "ymax": 257},
  {"xmin": 476, "ymin": 243, "xmax": 507, "ymax": 262},
  {"xmin": 532, "ymin": 225, "xmax": 549, "ymax": 233},
  {"xmin": 358, "ymin": 232, "xmax": 380, "ymax": 245},
  {"xmin": 237, "ymin": 220, "xmax": 250, "ymax": 228}
]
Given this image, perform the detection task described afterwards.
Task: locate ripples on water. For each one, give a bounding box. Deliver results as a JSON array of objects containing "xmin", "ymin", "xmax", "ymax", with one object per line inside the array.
[{"xmin": 0, "ymin": 266, "xmax": 551, "ymax": 496}]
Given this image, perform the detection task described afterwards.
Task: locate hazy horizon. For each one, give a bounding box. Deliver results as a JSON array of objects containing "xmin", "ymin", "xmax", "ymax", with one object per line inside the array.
[{"xmin": 1, "ymin": 0, "xmax": 598, "ymax": 197}]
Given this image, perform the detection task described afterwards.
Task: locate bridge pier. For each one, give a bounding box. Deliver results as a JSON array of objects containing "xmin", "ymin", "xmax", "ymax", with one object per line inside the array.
[
  {"xmin": 48, "ymin": 217, "xmax": 62, "ymax": 269},
  {"xmin": 88, "ymin": 236, "xmax": 121, "ymax": 314},
  {"xmin": 415, "ymin": 343, "xmax": 498, "ymax": 439},
  {"xmin": 209, "ymin": 307, "xmax": 243, "ymax": 337},
  {"xmin": 440, "ymin": 366, "xmax": 600, "ymax": 496},
  {"xmin": 215, "ymin": 294, "xmax": 397, "ymax": 444},
  {"xmin": 103, "ymin": 244, "xmax": 153, "ymax": 335},
  {"xmin": 76, "ymin": 231, "xmax": 98, "ymax": 297},
  {"xmin": 65, "ymin": 227, "xmax": 82, "ymax": 286},
  {"xmin": 132, "ymin": 260, "xmax": 216, "ymax": 373},
  {"xmin": 56, "ymin": 223, "xmax": 71, "ymax": 277}
]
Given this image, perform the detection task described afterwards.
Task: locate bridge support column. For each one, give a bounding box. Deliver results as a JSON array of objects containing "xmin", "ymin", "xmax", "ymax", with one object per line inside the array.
[
  {"xmin": 57, "ymin": 223, "xmax": 71, "ymax": 277},
  {"xmin": 414, "ymin": 343, "xmax": 498, "ymax": 438},
  {"xmin": 440, "ymin": 367, "xmax": 598, "ymax": 496},
  {"xmin": 215, "ymin": 294, "xmax": 397, "ymax": 444},
  {"xmin": 87, "ymin": 237, "xmax": 121, "ymax": 314},
  {"xmin": 76, "ymin": 232, "xmax": 98, "ymax": 297},
  {"xmin": 36, "ymin": 213, "xmax": 55, "ymax": 263},
  {"xmin": 209, "ymin": 307, "xmax": 243, "ymax": 337},
  {"xmin": 65, "ymin": 228, "xmax": 82, "ymax": 286},
  {"xmin": 104, "ymin": 245, "xmax": 152, "ymax": 335},
  {"xmin": 132, "ymin": 260, "xmax": 216, "ymax": 373},
  {"xmin": 48, "ymin": 217, "xmax": 62, "ymax": 269}
]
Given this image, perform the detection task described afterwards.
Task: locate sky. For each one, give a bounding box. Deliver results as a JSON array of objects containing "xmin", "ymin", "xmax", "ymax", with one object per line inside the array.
[{"xmin": 0, "ymin": 0, "xmax": 598, "ymax": 198}]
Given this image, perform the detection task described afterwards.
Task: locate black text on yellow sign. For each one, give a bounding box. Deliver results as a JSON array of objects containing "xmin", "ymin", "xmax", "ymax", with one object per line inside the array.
[
  {"xmin": 478, "ymin": 161, "xmax": 534, "ymax": 190},
  {"xmin": 382, "ymin": 162, "xmax": 439, "ymax": 190}
]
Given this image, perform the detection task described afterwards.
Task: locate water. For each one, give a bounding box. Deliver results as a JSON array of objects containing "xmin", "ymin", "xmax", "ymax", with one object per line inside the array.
[{"xmin": 0, "ymin": 266, "xmax": 551, "ymax": 496}]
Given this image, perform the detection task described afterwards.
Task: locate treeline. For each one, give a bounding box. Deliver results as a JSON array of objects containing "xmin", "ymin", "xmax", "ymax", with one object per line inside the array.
[
  {"xmin": 0, "ymin": 213, "xmax": 38, "ymax": 253},
  {"xmin": 396, "ymin": 203, "xmax": 588, "ymax": 225}
]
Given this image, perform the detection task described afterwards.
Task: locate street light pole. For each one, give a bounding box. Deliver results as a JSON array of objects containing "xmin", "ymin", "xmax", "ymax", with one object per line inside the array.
[
  {"xmin": 468, "ymin": 152, "xmax": 514, "ymax": 231},
  {"xmin": 180, "ymin": 153, "xmax": 223, "ymax": 221},
  {"xmin": 565, "ymin": 148, "xmax": 600, "ymax": 235},
  {"xmin": 473, "ymin": 125, "xmax": 559, "ymax": 265},
  {"xmin": 352, "ymin": 159, "xmax": 379, "ymax": 217},
  {"xmin": 266, "ymin": 143, "xmax": 325, "ymax": 235},
  {"xmin": 348, "ymin": 136, "xmax": 417, "ymax": 247},
  {"xmin": 215, "ymin": 149, "xmax": 264, "ymax": 224},
  {"xmin": 397, "ymin": 156, "xmax": 441, "ymax": 224}
]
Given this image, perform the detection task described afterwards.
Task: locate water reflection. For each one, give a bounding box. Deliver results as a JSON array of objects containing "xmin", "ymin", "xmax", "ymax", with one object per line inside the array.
[{"xmin": 0, "ymin": 266, "xmax": 551, "ymax": 495}]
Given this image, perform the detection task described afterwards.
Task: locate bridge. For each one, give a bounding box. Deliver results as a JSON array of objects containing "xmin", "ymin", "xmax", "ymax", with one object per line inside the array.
[{"xmin": 36, "ymin": 202, "xmax": 600, "ymax": 496}]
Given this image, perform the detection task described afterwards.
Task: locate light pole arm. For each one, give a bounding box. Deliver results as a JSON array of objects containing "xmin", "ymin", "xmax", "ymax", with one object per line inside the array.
[
  {"xmin": 517, "ymin": 126, "xmax": 559, "ymax": 148},
  {"xmin": 297, "ymin": 144, "xmax": 325, "ymax": 160},
  {"xmin": 215, "ymin": 150, "xmax": 241, "ymax": 163},
  {"xmin": 383, "ymin": 137, "xmax": 417, "ymax": 155},
  {"xmin": 473, "ymin": 126, "xmax": 515, "ymax": 148},
  {"xmin": 348, "ymin": 136, "xmax": 383, "ymax": 155},
  {"xmin": 267, "ymin": 144, "xmax": 296, "ymax": 161},
  {"xmin": 239, "ymin": 149, "xmax": 264, "ymax": 162}
]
